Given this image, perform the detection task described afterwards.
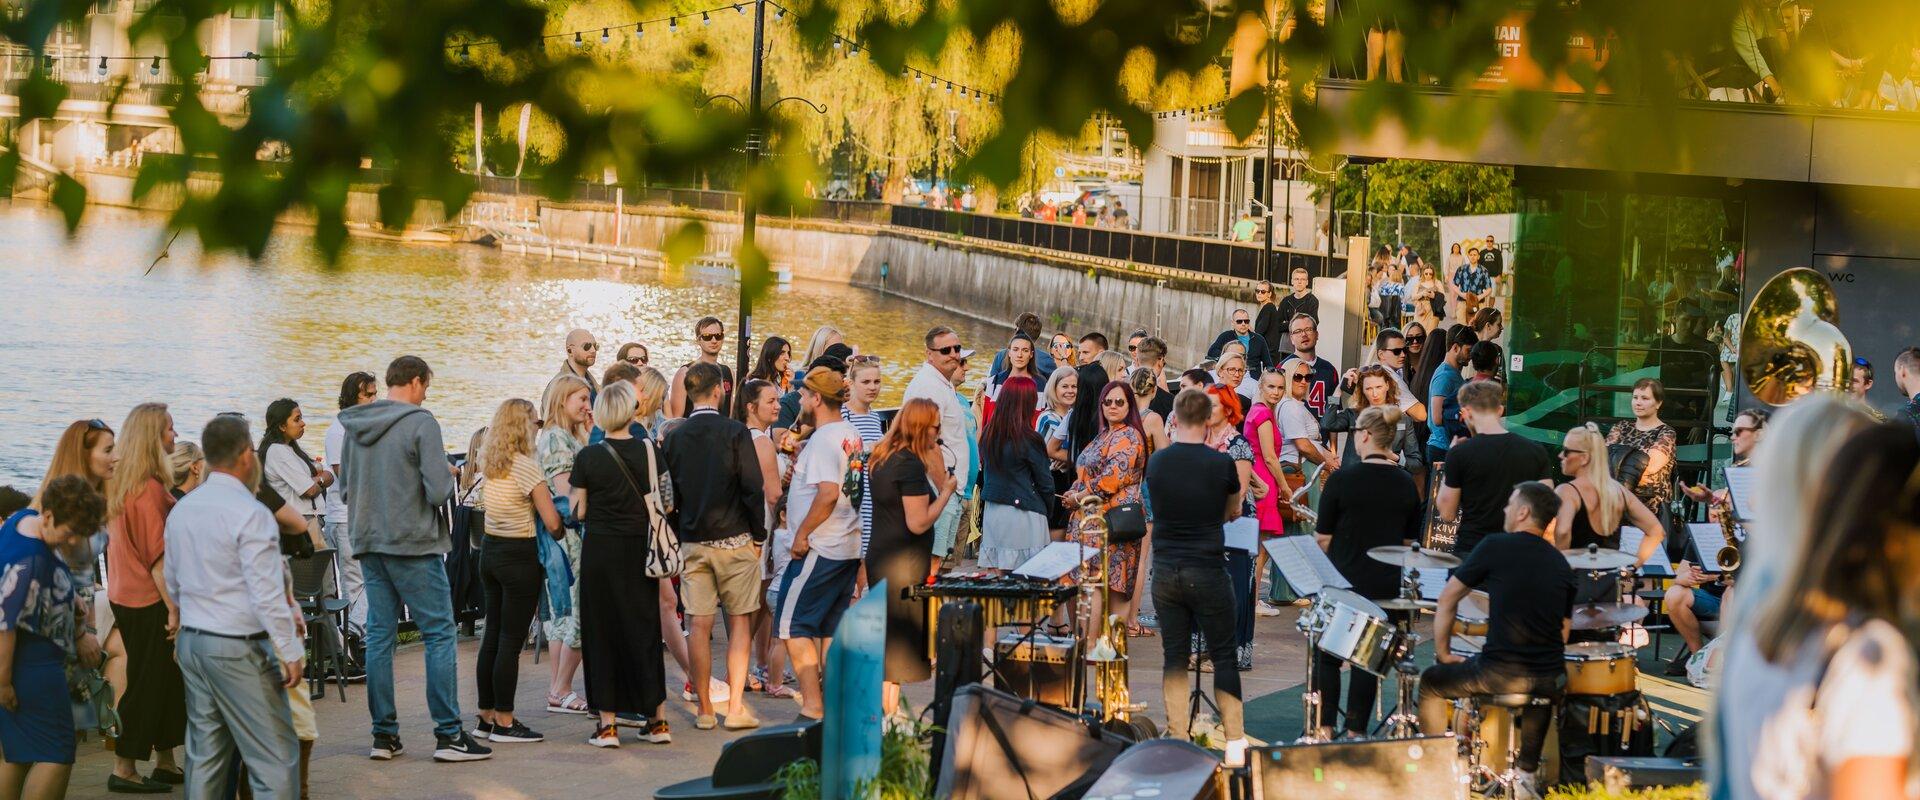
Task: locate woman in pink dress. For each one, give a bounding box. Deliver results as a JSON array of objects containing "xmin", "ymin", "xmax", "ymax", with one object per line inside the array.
[{"xmin": 1244, "ymin": 370, "xmax": 1290, "ymax": 611}]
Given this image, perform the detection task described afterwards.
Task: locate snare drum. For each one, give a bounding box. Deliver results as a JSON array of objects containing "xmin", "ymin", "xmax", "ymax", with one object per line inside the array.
[
  {"xmin": 1563, "ymin": 641, "xmax": 1637, "ymax": 695},
  {"xmin": 1313, "ymin": 589, "xmax": 1405, "ymax": 676},
  {"xmin": 1451, "ymin": 589, "xmax": 1490, "ymax": 637}
]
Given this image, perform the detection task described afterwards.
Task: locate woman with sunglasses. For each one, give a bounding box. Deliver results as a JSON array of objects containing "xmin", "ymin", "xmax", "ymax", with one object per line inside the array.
[
  {"xmin": 1411, "ymin": 264, "xmax": 1447, "ymax": 332},
  {"xmin": 740, "ymin": 337, "xmax": 793, "ymax": 418},
  {"xmin": 1252, "ymin": 281, "xmax": 1287, "ymax": 366},
  {"xmin": 1049, "ymin": 333, "xmax": 1078, "ymax": 368},
  {"xmin": 1061, "ymin": 381, "xmax": 1148, "ymax": 632},
  {"xmin": 1322, "ymin": 366, "xmax": 1425, "ymax": 470},
  {"xmin": 614, "ymin": 342, "xmax": 650, "ymax": 369},
  {"xmin": 1554, "ymin": 424, "xmax": 1665, "ymax": 587},
  {"xmin": 1038, "ymin": 367, "xmax": 1079, "ymax": 544}
]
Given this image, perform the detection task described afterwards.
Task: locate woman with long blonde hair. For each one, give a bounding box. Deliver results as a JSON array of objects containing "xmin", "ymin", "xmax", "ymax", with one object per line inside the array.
[
  {"xmin": 472, "ymin": 399, "xmax": 563, "ymax": 743},
  {"xmin": 535, "ymin": 373, "xmax": 592, "ymax": 715},
  {"xmin": 801, "ymin": 326, "xmax": 844, "ymax": 371},
  {"xmin": 863, "ymin": 398, "xmax": 958, "ymax": 715},
  {"xmin": 103, "ymin": 403, "xmax": 184, "ymax": 790},
  {"xmin": 1552, "ymin": 424, "xmax": 1665, "ymax": 567}
]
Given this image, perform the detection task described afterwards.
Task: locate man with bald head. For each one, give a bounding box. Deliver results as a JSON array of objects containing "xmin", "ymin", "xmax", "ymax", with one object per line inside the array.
[{"xmin": 559, "ymin": 328, "xmax": 600, "ymax": 398}]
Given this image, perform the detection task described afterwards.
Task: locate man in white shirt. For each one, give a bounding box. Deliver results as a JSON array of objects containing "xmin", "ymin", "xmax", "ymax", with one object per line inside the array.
[
  {"xmin": 327, "ymin": 372, "xmax": 378, "ymax": 636},
  {"xmin": 165, "ymin": 415, "xmax": 304, "ymax": 799},
  {"xmin": 902, "ymin": 326, "xmax": 973, "ymax": 560},
  {"xmin": 773, "ymin": 368, "xmax": 865, "ymax": 722}
]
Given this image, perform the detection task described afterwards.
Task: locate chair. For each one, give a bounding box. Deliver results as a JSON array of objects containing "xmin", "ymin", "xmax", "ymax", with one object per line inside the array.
[
  {"xmin": 290, "ymin": 548, "xmax": 351, "ymax": 702},
  {"xmin": 1464, "ymin": 691, "xmax": 1561, "ymax": 798}
]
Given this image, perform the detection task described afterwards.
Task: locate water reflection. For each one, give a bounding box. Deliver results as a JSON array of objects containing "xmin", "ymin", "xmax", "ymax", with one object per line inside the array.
[{"xmin": 0, "ymin": 203, "xmax": 1001, "ymax": 486}]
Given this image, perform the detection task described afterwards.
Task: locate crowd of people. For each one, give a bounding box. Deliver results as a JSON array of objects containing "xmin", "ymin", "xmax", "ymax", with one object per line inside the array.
[{"xmin": 5, "ymin": 277, "xmax": 1920, "ymax": 799}]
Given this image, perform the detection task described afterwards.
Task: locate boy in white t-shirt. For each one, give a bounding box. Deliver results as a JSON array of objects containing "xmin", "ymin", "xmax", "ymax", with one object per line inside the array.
[{"xmin": 772, "ymin": 368, "xmax": 863, "ymax": 721}]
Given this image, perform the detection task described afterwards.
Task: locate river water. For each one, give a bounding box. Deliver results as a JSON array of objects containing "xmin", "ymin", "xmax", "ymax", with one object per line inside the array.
[{"xmin": 0, "ymin": 203, "xmax": 1000, "ymax": 487}]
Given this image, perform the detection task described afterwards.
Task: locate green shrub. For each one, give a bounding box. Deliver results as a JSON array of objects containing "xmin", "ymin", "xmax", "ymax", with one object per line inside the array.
[
  {"xmin": 1547, "ymin": 783, "xmax": 1705, "ymax": 800},
  {"xmin": 775, "ymin": 706, "xmax": 939, "ymax": 800}
]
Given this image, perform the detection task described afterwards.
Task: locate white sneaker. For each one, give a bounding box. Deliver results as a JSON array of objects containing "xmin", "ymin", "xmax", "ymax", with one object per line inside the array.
[
  {"xmin": 1223, "ymin": 738, "xmax": 1249, "ymax": 769},
  {"xmin": 1255, "ymin": 602, "xmax": 1283, "ymax": 618}
]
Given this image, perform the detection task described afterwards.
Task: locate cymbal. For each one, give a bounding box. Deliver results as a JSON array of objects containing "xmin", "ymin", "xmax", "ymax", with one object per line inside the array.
[
  {"xmin": 1376, "ymin": 597, "xmax": 1437, "ymax": 612},
  {"xmin": 1562, "ymin": 547, "xmax": 1635, "ymax": 570},
  {"xmin": 1367, "ymin": 545, "xmax": 1462, "ymax": 570},
  {"xmin": 1570, "ymin": 602, "xmax": 1649, "ymax": 631}
]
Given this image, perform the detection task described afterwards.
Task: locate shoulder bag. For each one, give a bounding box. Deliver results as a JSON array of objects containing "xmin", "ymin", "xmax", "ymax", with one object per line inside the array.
[{"xmin": 601, "ymin": 441, "xmax": 682, "ymax": 578}]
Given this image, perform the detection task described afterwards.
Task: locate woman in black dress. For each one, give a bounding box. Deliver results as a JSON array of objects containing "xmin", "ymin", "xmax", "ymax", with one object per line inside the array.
[
  {"xmin": 862, "ymin": 398, "xmax": 959, "ymax": 716},
  {"xmin": 567, "ymin": 380, "xmax": 670, "ymax": 748}
]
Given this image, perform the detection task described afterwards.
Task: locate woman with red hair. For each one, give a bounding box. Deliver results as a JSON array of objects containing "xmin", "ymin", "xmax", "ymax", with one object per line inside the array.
[
  {"xmin": 862, "ymin": 399, "xmax": 960, "ymax": 715},
  {"xmin": 1202, "ymin": 384, "xmax": 1268, "ymax": 670},
  {"xmin": 980, "ymin": 377, "xmax": 1053, "ymax": 573}
]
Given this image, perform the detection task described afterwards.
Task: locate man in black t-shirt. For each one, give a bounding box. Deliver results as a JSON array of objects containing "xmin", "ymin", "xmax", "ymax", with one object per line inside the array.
[
  {"xmin": 1437, "ymin": 380, "xmax": 1551, "ymax": 556},
  {"xmin": 1479, "ymin": 234, "xmax": 1504, "ymax": 277},
  {"xmin": 1420, "ymin": 482, "xmax": 1574, "ymax": 794},
  {"xmin": 1146, "ymin": 389, "xmax": 1248, "ymax": 766}
]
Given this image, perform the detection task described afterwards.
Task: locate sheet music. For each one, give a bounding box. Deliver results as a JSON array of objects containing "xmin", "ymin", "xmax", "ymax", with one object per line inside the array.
[
  {"xmin": 1261, "ymin": 536, "xmax": 1350, "ymax": 597},
  {"xmin": 1415, "ymin": 567, "xmax": 1450, "ymax": 600},
  {"xmin": 1224, "ymin": 517, "xmax": 1259, "ymax": 553},
  {"xmin": 1620, "ymin": 526, "xmax": 1672, "ymax": 577},
  {"xmin": 1011, "ymin": 540, "xmax": 1099, "ymax": 581},
  {"xmin": 1688, "ymin": 523, "xmax": 1730, "ymax": 574},
  {"xmin": 1724, "ymin": 466, "xmax": 1757, "ymax": 522}
]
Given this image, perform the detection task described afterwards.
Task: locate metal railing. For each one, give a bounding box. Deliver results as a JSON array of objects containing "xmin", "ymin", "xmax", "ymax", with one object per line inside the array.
[{"xmin": 891, "ymin": 205, "xmax": 1331, "ymax": 282}]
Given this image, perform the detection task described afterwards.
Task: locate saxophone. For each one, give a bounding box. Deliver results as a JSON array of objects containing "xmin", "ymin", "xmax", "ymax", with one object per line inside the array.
[
  {"xmin": 1714, "ymin": 498, "xmax": 1741, "ymax": 574},
  {"xmin": 1078, "ymin": 494, "xmax": 1135, "ymax": 724}
]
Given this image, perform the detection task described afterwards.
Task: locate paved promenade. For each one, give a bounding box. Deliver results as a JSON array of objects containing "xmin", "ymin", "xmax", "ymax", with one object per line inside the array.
[{"xmin": 68, "ymin": 615, "xmax": 1314, "ymax": 799}]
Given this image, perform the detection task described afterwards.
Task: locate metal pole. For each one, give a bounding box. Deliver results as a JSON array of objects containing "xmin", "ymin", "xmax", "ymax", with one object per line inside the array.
[
  {"xmin": 1261, "ymin": 11, "xmax": 1277, "ymax": 281},
  {"xmin": 736, "ymin": 0, "xmax": 767, "ymax": 385}
]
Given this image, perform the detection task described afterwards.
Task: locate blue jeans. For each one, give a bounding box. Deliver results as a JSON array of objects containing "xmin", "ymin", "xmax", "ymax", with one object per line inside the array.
[{"xmin": 361, "ymin": 553, "xmax": 462, "ymax": 739}]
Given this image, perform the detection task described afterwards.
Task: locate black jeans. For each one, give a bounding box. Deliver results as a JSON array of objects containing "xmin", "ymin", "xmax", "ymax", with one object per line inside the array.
[
  {"xmin": 1312, "ymin": 650, "xmax": 1381, "ymax": 734},
  {"xmin": 476, "ymin": 535, "xmax": 544, "ymax": 713},
  {"xmin": 1152, "ymin": 563, "xmax": 1243, "ymax": 740},
  {"xmin": 1418, "ymin": 657, "xmax": 1565, "ymax": 771}
]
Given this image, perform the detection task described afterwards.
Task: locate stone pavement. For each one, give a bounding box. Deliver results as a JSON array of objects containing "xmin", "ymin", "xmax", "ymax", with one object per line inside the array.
[{"xmin": 68, "ymin": 612, "xmax": 1315, "ymax": 799}]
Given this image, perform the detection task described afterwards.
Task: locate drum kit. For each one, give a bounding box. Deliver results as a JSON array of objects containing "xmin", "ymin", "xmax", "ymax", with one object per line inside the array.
[{"xmin": 1291, "ymin": 541, "xmax": 1656, "ymax": 788}]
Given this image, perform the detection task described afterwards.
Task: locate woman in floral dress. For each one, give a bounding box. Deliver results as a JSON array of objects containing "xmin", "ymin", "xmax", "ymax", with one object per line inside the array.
[{"xmin": 1062, "ymin": 380, "xmax": 1147, "ymax": 631}]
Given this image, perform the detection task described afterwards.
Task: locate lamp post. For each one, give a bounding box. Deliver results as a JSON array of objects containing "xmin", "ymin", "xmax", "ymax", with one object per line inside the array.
[{"xmin": 1260, "ymin": 6, "xmax": 1278, "ymax": 283}]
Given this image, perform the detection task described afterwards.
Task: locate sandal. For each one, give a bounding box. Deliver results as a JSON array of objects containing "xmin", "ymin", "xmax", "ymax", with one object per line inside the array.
[
  {"xmin": 546, "ymin": 691, "xmax": 588, "ymax": 714},
  {"xmin": 1128, "ymin": 622, "xmax": 1157, "ymax": 638},
  {"xmin": 745, "ymin": 675, "xmax": 767, "ymax": 693}
]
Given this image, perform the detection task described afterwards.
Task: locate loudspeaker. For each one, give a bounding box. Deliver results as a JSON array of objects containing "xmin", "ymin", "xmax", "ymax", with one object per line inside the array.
[
  {"xmin": 1079, "ymin": 739, "xmax": 1223, "ymax": 800},
  {"xmin": 929, "ymin": 600, "xmax": 987, "ymax": 785},
  {"xmin": 994, "ymin": 630, "xmax": 1084, "ymax": 708},
  {"xmin": 935, "ymin": 684, "xmax": 1129, "ymax": 800},
  {"xmin": 1251, "ymin": 735, "xmax": 1465, "ymax": 799},
  {"xmin": 654, "ymin": 720, "xmax": 822, "ymax": 800},
  {"xmin": 1583, "ymin": 756, "xmax": 1703, "ymax": 793}
]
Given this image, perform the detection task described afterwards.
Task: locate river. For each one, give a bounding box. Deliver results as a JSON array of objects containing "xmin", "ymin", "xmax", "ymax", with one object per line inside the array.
[{"xmin": 0, "ymin": 203, "xmax": 1001, "ymax": 487}]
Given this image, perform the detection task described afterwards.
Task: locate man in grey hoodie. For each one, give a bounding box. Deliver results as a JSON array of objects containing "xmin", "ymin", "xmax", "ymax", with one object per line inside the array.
[{"xmin": 337, "ymin": 356, "xmax": 491, "ymax": 763}]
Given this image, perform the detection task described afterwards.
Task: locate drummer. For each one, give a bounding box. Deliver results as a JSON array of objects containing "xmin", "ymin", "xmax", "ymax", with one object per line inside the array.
[
  {"xmin": 1553, "ymin": 424, "xmax": 1666, "ymax": 605},
  {"xmin": 1311, "ymin": 406, "xmax": 1425, "ymax": 738},
  {"xmin": 1422, "ymin": 482, "xmax": 1575, "ymax": 798}
]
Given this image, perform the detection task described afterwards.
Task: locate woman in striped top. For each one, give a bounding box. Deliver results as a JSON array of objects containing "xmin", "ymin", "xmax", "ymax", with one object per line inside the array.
[{"xmin": 841, "ymin": 356, "xmax": 886, "ymax": 558}]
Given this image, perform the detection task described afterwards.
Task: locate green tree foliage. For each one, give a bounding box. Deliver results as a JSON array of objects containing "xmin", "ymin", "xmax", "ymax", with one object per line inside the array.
[{"xmin": 1316, "ymin": 160, "xmax": 1515, "ymax": 216}]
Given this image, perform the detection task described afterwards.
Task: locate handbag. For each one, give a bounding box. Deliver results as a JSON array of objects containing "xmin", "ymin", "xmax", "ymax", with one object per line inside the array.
[
  {"xmin": 1273, "ymin": 462, "xmax": 1309, "ymax": 523},
  {"xmin": 602, "ymin": 441, "xmax": 682, "ymax": 578},
  {"xmin": 1103, "ymin": 502, "xmax": 1147, "ymax": 544}
]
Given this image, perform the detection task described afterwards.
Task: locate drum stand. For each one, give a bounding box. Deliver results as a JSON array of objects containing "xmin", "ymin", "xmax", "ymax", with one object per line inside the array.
[
  {"xmin": 1185, "ymin": 647, "xmax": 1224, "ymax": 741},
  {"xmin": 1373, "ymin": 568, "xmax": 1428, "ymax": 739},
  {"xmin": 1295, "ymin": 613, "xmax": 1329, "ymax": 744}
]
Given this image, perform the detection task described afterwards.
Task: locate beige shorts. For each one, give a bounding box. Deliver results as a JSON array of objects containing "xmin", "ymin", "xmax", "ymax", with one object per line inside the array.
[
  {"xmin": 680, "ymin": 541, "xmax": 763, "ymax": 617},
  {"xmin": 286, "ymin": 681, "xmax": 317, "ymax": 741}
]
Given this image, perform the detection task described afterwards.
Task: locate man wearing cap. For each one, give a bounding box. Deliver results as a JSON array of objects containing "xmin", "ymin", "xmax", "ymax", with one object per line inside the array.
[
  {"xmin": 904, "ymin": 326, "xmax": 974, "ymax": 563},
  {"xmin": 773, "ymin": 343, "xmax": 854, "ymax": 439},
  {"xmin": 772, "ymin": 367, "xmax": 865, "ymax": 721}
]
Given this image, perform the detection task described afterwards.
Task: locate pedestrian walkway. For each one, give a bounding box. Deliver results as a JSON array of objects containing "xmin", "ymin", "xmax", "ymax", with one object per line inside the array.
[{"xmin": 70, "ymin": 614, "xmax": 1314, "ymax": 798}]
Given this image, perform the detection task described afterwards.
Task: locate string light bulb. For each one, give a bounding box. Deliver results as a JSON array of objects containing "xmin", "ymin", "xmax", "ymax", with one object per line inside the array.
[
  {"xmin": 149, "ymin": 55, "xmax": 160, "ymax": 76},
  {"xmin": 460, "ymin": 44, "xmax": 470, "ymax": 62},
  {"xmin": 734, "ymin": 3, "xmax": 743, "ymax": 14},
  {"xmin": 701, "ymin": 11, "xmax": 710, "ymax": 26},
  {"xmin": 670, "ymin": 16, "xmax": 678, "ymax": 33},
  {"xmin": 600, "ymin": 28, "xmax": 610, "ymax": 44},
  {"xmin": 574, "ymin": 30, "xmax": 584, "ymax": 48},
  {"xmin": 96, "ymin": 56, "xmax": 107, "ymax": 75},
  {"xmin": 776, "ymin": 6, "xmax": 785, "ymax": 19},
  {"xmin": 634, "ymin": 23, "xmax": 642, "ymax": 40}
]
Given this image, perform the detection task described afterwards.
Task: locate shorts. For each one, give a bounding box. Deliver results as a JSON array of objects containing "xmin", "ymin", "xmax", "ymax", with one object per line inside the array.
[
  {"xmin": 287, "ymin": 682, "xmax": 317, "ymax": 742},
  {"xmin": 1691, "ymin": 588, "xmax": 1722, "ymax": 618},
  {"xmin": 774, "ymin": 553, "xmax": 860, "ymax": 640},
  {"xmin": 932, "ymin": 498, "xmax": 964, "ymax": 559},
  {"xmin": 680, "ymin": 541, "xmax": 764, "ymax": 616}
]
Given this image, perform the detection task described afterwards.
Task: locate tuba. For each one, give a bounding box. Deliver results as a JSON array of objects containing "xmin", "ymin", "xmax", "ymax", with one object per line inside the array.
[{"xmin": 1738, "ymin": 267, "xmax": 1852, "ymax": 406}]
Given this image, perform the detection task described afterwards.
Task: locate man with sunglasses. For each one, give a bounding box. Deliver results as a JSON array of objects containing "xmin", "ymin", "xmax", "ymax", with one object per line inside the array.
[
  {"xmin": 1206, "ymin": 309, "xmax": 1274, "ymax": 377},
  {"xmin": 559, "ymin": 329, "xmax": 599, "ymax": 399},
  {"xmin": 1670, "ymin": 407, "xmax": 1767, "ymax": 673},
  {"xmin": 904, "ymin": 327, "xmax": 975, "ymax": 563},
  {"xmin": 669, "ymin": 316, "xmax": 735, "ymax": 419},
  {"xmin": 1285, "ymin": 313, "xmax": 1340, "ymax": 419}
]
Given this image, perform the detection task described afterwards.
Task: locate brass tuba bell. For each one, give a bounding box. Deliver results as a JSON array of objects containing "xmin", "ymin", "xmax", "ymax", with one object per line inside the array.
[{"xmin": 1738, "ymin": 267, "xmax": 1852, "ymax": 406}]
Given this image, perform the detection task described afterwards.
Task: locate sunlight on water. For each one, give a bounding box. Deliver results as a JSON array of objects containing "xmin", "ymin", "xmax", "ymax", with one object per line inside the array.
[{"xmin": 0, "ymin": 203, "xmax": 1002, "ymax": 487}]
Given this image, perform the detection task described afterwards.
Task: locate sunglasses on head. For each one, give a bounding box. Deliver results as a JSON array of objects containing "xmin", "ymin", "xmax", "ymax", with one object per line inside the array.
[
  {"xmin": 1854, "ymin": 357, "xmax": 1872, "ymax": 367},
  {"xmin": 86, "ymin": 418, "xmax": 109, "ymax": 430},
  {"xmin": 932, "ymin": 344, "xmax": 964, "ymax": 355},
  {"xmin": 699, "ymin": 333, "xmax": 724, "ymax": 342}
]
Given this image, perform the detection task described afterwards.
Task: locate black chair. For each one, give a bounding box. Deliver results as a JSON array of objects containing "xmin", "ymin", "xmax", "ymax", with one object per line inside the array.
[{"xmin": 290, "ymin": 548, "xmax": 351, "ymax": 702}]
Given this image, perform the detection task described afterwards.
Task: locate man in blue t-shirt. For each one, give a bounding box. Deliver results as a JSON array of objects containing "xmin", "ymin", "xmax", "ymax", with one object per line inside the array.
[{"xmin": 1425, "ymin": 328, "xmax": 1478, "ymax": 465}]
